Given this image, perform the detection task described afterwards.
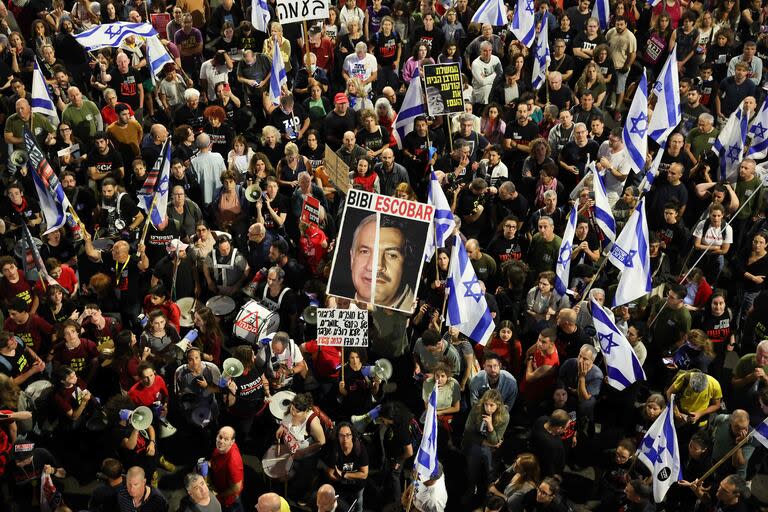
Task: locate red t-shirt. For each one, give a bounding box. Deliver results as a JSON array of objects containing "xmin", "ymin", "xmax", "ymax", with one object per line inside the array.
[
  {"xmin": 128, "ymin": 375, "xmax": 169, "ymax": 407},
  {"xmin": 142, "ymin": 297, "xmax": 181, "ymax": 333},
  {"xmin": 0, "ymin": 277, "xmax": 35, "ymax": 307},
  {"xmin": 53, "ymin": 339, "xmax": 99, "ymax": 376},
  {"xmin": 3, "ymin": 315, "xmax": 52, "ymax": 354},
  {"xmin": 34, "ymin": 265, "xmax": 78, "ymax": 296},
  {"xmin": 52, "ymin": 378, "xmax": 87, "ymax": 415},
  {"xmin": 210, "ymin": 443, "xmax": 244, "ymax": 507},
  {"xmin": 299, "ymin": 226, "xmax": 328, "ymax": 276},
  {"xmin": 303, "ymin": 340, "xmax": 342, "ymax": 379},
  {"xmin": 520, "ymin": 349, "xmax": 560, "ymax": 402}
]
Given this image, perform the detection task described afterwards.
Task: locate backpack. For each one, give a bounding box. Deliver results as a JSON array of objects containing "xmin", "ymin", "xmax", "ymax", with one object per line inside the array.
[{"xmin": 309, "ymin": 406, "xmax": 334, "ymax": 435}]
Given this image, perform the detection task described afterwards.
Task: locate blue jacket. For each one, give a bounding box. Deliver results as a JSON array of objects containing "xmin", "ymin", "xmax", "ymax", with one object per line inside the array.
[{"xmin": 469, "ymin": 370, "xmax": 518, "ymax": 411}]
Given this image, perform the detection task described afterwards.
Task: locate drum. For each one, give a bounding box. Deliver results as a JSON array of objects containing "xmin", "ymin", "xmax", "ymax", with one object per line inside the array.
[
  {"xmin": 206, "ymin": 295, "xmax": 236, "ymax": 322},
  {"xmin": 269, "ymin": 390, "xmax": 296, "ymax": 420},
  {"xmin": 233, "ymin": 299, "xmax": 280, "ymax": 344},
  {"xmin": 261, "ymin": 444, "xmax": 294, "ymax": 481},
  {"xmin": 176, "ymin": 297, "xmax": 196, "ymax": 328},
  {"xmin": 91, "ymin": 238, "xmax": 116, "ymax": 252}
]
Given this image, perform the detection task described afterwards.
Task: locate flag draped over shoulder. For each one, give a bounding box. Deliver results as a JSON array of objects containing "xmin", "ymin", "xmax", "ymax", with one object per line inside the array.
[
  {"xmin": 647, "ymin": 47, "xmax": 681, "ymax": 145},
  {"xmin": 713, "ymin": 106, "xmax": 749, "ymax": 183},
  {"xmin": 637, "ymin": 394, "xmax": 682, "ymax": 502},
  {"xmin": 446, "ymin": 241, "xmax": 495, "ymax": 345},
  {"xmin": 591, "ymin": 298, "xmax": 646, "ymax": 390},
  {"xmin": 608, "ymin": 197, "xmax": 651, "ymax": 306},
  {"xmin": 392, "ymin": 69, "xmax": 426, "ymax": 149},
  {"xmin": 137, "ymin": 137, "xmax": 172, "ymax": 228},
  {"xmin": 415, "ymin": 387, "xmax": 439, "ymax": 481},
  {"xmin": 510, "ymin": 0, "xmax": 535, "ymax": 47},
  {"xmin": 554, "ymin": 205, "xmax": 577, "ymax": 296},
  {"xmin": 424, "ymin": 172, "xmax": 456, "ymax": 262},
  {"xmin": 31, "ymin": 59, "xmax": 58, "ymax": 125}
]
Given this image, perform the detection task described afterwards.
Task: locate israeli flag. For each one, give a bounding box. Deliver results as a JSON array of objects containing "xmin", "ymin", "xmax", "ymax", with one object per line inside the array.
[
  {"xmin": 424, "ymin": 171, "xmax": 457, "ymax": 262},
  {"xmin": 623, "ymin": 68, "xmax": 648, "ymax": 180},
  {"xmin": 555, "ymin": 205, "xmax": 577, "ymax": 296},
  {"xmin": 74, "ymin": 22, "xmax": 158, "ymax": 51},
  {"xmin": 446, "ymin": 241, "xmax": 495, "ymax": 345},
  {"xmin": 637, "ymin": 394, "xmax": 682, "ymax": 502},
  {"xmin": 592, "ymin": 164, "xmax": 616, "ymax": 242},
  {"xmin": 592, "ymin": 0, "xmax": 610, "ymax": 31},
  {"xmin": 31, "ymin": 166, "xmax": 67, "ymax": 234},
  {"xmin": 252, "ymin": 0, "xmax": 271, "ymax": 33},
  {"xmin": 31, "ymin": 59, "xmax": 58, "ymax": 126},
  {"xmin": 471, "ymin": 0, "xmax": 508, "ymax": 26},
  {"xmin": 591, "ymin": 298, "xmax": 646, "ymax": 390},
  {"xmin": 531, "ymin": 22, "xmax": 550, "ymax": 90},
  {"xmin": 137, "ymin": 137, "xmax": 171, "ymax": 228},
  {"xmin": 510, "ymin": 0, "xmax": 536, "ymax": 48},
  {"xmin": 146, "ymin": 35, "xmax": 172, "ymax": 78},
  {"xmin": 714, "ymin": 106, "xmax": 749, "ymax": 183},
  {"xmin": 646, "ymin": 0, "xmax": 663, "ymax": 6},
  {"xmin": 415, "ymin": 387, "xmax": 439, "ymax": 481},
  {"xmin": 753, "ymin": 417, "xmax": 768, "ymax": 449},
  {"xmin": 269, "ymin": 36, "xmax": 287, "ymax": 106},
  {"xmin": 639, "ymin": 145, "xmax": 664, "ymax": 193},
  {"xmin": 608, "ymin": 197, "xmax": 651, "ymax": 306},
  {"xmin": 647, "ymin": 46, "xmax": 681, "ymax": 145},
  {"xmin": 748, "ymin": 97, "xmax": 768, "ymax": 159},
  {"xmin": 393, "ymin": 69, "xmax": 426, "ymax": 149}
]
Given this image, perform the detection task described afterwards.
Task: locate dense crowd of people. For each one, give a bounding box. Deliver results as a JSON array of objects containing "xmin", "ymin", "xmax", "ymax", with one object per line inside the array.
[{"xmin": 0, "ymin": 0, "xmax": 767, "ymax": 510}]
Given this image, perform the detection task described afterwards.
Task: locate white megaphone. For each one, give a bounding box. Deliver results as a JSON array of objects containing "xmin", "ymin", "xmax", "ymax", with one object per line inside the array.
[
  {"xmin": 158, "ymin": 416, "xmax": 177, "ymax": 438},
  {"xmin": 222, "ymin": 358, "xmax": 244, "ymax": 379},
  {"xmin": 361, "ymin": 359, "xmax": 393, "ymax": 381},
  {"xmin": 122, "ymin": 406, "xmax": 153, "ymax": 431},
  {"xmin": 351, "ymin": 405, "xmax": 382, "ymax": 433},
  {"xmin": 176, "ymin": 329, "xmax": 199, "ymax": 353}
]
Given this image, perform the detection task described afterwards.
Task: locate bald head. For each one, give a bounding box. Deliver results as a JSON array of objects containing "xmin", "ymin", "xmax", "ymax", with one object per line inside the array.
[
  {"xmin": 15, "ymin": 98, "xmax": 30, "ymax": 119},
  {"xmin": 257, "ymin": 493, "xmax": 282, "ymax": 512},
  {"xmin": 150, "ymin": 124, "xmax": 169, "ymax": 144},
  {"xmin": 67, "ymin": 86, "xmax": 83, "ymax": 107},
  {"xmin": 316, "ymin": 484, "xmax": 337, "ymax": 511}
]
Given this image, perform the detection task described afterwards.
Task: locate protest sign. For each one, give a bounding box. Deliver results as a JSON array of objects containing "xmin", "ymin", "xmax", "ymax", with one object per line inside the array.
[
  {"xmin": 423, "ymin": 63, "xmax": 464, "ymax": 116},
  {"xmin": 323, "ymin": 146, "xmax": 350, "ymax": 194},
  {"xmin": 316, "ymin": 308, "xmax": 369, "ymax": 347},
  {"xmin": 276, "ymin": 0, "xmax": 329, "ymax": 24},
  {"xmin": 301, "ymin": 195, "xmax": 320, "ymax": 226},
  {"xmin": 326, "ymin": 189, "xmax": 434, "ymax": 313}
]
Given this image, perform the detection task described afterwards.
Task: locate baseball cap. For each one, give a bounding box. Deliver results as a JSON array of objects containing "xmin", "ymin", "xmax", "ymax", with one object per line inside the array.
[
  {"xmin": 334, "ymin": 93, "xmax": 349, "ymax": 104},
  {"xmin": 13, "ymin": 442, "xmax": 34, "ymax": 460},
  {"xmin": 167, "ymin": 239, "xmax": 189, "ymax": 253}
]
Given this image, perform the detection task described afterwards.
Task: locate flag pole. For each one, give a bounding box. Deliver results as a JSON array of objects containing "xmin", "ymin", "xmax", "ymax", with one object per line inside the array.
[
  {"xmin": 694, "ymin": 429, "xmax": 756, "ymax": 484},
  {"xmin": 138, "ymin": 192, "xmax": 159, "ymax": 252}
]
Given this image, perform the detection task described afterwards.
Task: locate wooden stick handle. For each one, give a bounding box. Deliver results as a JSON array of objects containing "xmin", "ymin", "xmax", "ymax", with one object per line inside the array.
[{"xmin": 696, "ymin": 431, "xmax": 754, "ymax": 483}]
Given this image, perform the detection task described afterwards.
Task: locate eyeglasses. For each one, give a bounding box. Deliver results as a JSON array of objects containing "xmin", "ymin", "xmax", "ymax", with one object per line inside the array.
[{"xmin": 537, "ymin": 487, "xmax": 554, "ymax": 497}]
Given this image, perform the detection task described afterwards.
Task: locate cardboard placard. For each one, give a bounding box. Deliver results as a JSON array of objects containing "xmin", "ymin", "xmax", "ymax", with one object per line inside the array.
[
  {"xmin": 323, "ymin": 145, "xmax": 350, "ymax": 194},
  {"xmin": 301, "ymin": 195, "xmax": 320, "ymax": 226},
  {"xmin": 423, "ymin": 63, "xmax": 464, "ymax": 116},
  {"xmin": 276, "ymin": 0, "xmax": 329, "ymax": 24},
  {"xmin": 325, "ymin": 189, "xmax": 434, "ymax": 313},
  {"xmin": 316, "ymin": 308, "xmax": 368, "ymax": 346}
]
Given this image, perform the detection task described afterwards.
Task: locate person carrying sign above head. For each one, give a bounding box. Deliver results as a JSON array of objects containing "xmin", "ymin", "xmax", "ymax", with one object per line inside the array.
[{"xmin": 349, "ymin": 213, "xmax": 416, "ymax": 311}]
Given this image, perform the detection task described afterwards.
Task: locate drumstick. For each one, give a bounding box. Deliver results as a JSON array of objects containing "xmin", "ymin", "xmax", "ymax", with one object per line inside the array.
[
  {"xmin": 276, "ymin": 443, "xmax": 280, "ymax": 456},
  {"xmin": 262, "ymin": 456, "xmax": 289, "ymax": 464}
]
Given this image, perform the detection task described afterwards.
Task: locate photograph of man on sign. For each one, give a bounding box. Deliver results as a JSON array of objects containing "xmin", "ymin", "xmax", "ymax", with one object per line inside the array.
[{"xmin": 328, "ymin": 209, "xmax": 424, "ymax": 312}]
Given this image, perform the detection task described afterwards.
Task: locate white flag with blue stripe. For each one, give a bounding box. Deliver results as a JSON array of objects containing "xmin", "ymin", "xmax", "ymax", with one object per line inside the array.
[
  {"xmin": 269, "ymin": 36, "xmax": 287, "ymax": 106},
  {"xmin": 424, "ymin": 171, "xmax": 457, "ymax": 262},
  {"xmin": 531, "ymin": 22, "xmax": 550, "ymax": 90},
  {"xmin": 555, "ymin": 205, "xmax": 577, "ymax": 296},
  {"xmin": 592, "ymin": 0, "xmax": 610, "ymax": 31},
  {"xmin": 647, "ymin": 47, "xmax": 681, "ymax": 145},
  {"xmin": 415, "ymin": 387, "xmax": 439, "ymax": 481},
  {"xmin": 74, "ymin": 22, "xmax": 158, "ymax": 51},
  {"xmin": 446, "ymin": 241, "xmax": 495, "ymax": 345},
  {"xmin": 471, "ymin": 0, "xmax": 508, "ymax": 25},
  {"xmin": 252, "ymin": 0, "xmax": 271, "ymax": 33},
  {"xmin": 646, "ymin": 0, "xmax": 662, "ymax": 6},
  {"xmin": 639, "ymin": 145, "xmax": 664, "ymax": 193},
  {"xmin": 608, "ymin": 197, "xmax": 651, "ymax": 306},
  {"xmin": 591, "ymin": 298, "xmax": 646, "ymax": 390},
  {"xmin": 713, "ymin": 106, "xmax": 749, "ymax": 183},
  {"xmin": 637, "ymin": 394, "xmax": 682, "ymax": 503},
  {"xmin": 510, "ymin": 0, "xmax": 535, "ymax": 47},
  {"xmin": 623, "ymin": 68, "xmax": 648, "ymax": 179},
  {"xmin": 592, "ymin": 164, "xmax": 616, "ymax": 242},
  {"xmin": 753, "ymin": 417, "xmax": 768, "ymax": 449},
  {"xmin": 393, "ymin": 69, "xmax": 426, "ymax": 149},
  {"xmin": 31, "ymin": 59, "xmax": 58, "ymax": 125},
  {"xmin": 137, "ymin": 137, "xmax": 171, "ymax": 228},
  {"xmin": 748, "ymin": 95, "xmax": 768, "ymax": 159},
  {"xmin": 146, "ymin": 35, "xmax": 172, "ymax": 78}
]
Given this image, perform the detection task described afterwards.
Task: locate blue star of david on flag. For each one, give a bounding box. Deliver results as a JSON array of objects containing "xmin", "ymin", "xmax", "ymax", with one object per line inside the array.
[
  {"xmin": 629, "ymin": 112, "xmax": 648, "ymax": 138},
  {"xmin": 525, "ymin": 0, "xmax": 534, "ymax": 13},
  {"xmin": 752, "ymin": 122, "xmax": 768, "ymax": 139},
  {"xmin": 598, "ymin": 332, "xmax": 619, "ymax": 355},
  {"xmin": 726, "ymin": 144, "xmax": 742, "ymax": 163},
  {"xmin": 557, "ymin": 242, "xmax": 572, "ymax": 267},
  {"xmin": 610, "ymin": 245, "xmax": 637, "ymax": 268},
  {"xmin": 463, "ymin": 276, "xmax": 484, "ymax": 302}
]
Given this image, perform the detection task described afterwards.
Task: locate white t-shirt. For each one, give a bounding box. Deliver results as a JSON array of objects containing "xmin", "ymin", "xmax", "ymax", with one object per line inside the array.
[
  {"xmin": 199, "ymin": 60, "xmax": 230, "ymax": 100},
  {"xmin": 342, "ymin": 53, "xmax": 378, "ymax": 93},
  {"xmin": 693, "ymin": 220, "xmax": 733, "ymax": 248},
  {"xmin": 597, "ymin": 141, "xmax": 631, "ymax": 200}
]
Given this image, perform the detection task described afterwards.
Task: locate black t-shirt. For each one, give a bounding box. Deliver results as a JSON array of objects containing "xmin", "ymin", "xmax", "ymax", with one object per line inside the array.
[
  {"xmin": 228, "ymin": 368, "xmax": 266, "ymax": 417},
  {"xmin": 456, "ymin": 189, "xmax": 491, "ymax": 241},
  {"xmin": 87, "ymin": 148, "xmax": 125, "ymax": 184},
  {"xmin": 0, "ymin": 342, "xmax": 30, "ymax": 378},
  {"xmin": 269, "ymin": 106, "xmax": 308, "ymax": 141},
  {"xmin": 487, "ymin": 235, "xmax": 526, "ymax": 264},
  {"xmin": 358, "ymin": 126, "xmax": 390, "ymax": 154},
  {"xmin": 0, "ymin": 197, "xmax": 41, "ymax": 231},
  {"xmin": 412, "ymin": 27, "xmax": 445, "ymax": 59},
  {"xmin": 383, "ymin": 421, "xmax": 411, "ymax": 459},
  {"xmin": 101, "ymin": 252, "xmax": 143, "ymax": 304},
  {"xmin": 153, "ymin": 256, "xmax": 197, "ymax": 299},
  {"xmin": 373, "ymin": 31, "xmax": 401, "ymax": 65},
  {"xmin": 531, "ymin": 416, "xmax": 565, "ymax": 477},
  {"xmin": 174, "ymin": 105, "xmax": 206, "ymax": 134},
  {"xmin": 572, "ymin": 32, "xmax": 606, "ymax": 62},
  {"xmin": 538, "ymin": 84, "xmax": 573, "ymax": 111},
  {"xmin": 504, "ymin": 121, "xmax": 541, "ymax": 163},
  {"xmin": 89, "ymin": 481, "xmax": 122, "ymax": 512},
  {"xmin": 323, "ymin": 444, "xmax": 370, "ymax": 490},
  {"xmin": 145, "ymin": 222, "xmax": 182, "ymax": 267},
  {"xmin": 263, "ymin": 193, "xmax": 290, "ymax": 233},
  {"xmin": 558, "ymin": 140, "xmax": 599, "ymax": 189},
  {"xmin": 109, "ymin": 68, "xmax": 143, "ymax": 110}
]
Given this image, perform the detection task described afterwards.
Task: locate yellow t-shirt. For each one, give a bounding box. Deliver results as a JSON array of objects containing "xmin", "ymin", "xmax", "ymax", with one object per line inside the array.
[
  {"xmin": 280, "ymin": 497, "xmax": 291, "ymax": 512},
  {"xmin": 671, "ymin": 371, "xmax": 722, "ymax": 417}
]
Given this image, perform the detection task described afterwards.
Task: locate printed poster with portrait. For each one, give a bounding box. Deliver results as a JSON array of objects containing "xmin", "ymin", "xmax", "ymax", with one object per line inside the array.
[
  {"xmin": 326, "ymin": 190, "xmax": 434, "ymax": 313},
  {"xmin": 423, "ymin": 63, "xmax": 464, "ymax": 117}
]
